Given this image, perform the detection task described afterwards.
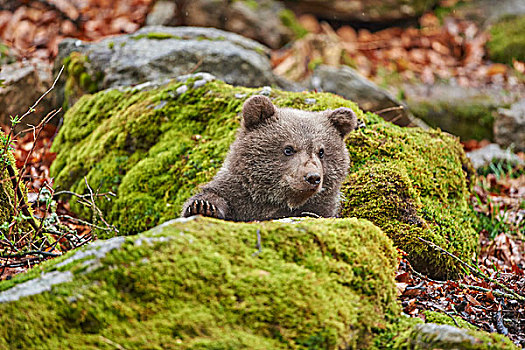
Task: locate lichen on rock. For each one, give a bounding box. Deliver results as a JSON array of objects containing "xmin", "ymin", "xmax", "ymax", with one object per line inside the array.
[{"xmin": 50, "ymin": 77, "xmax": 477, "ymax": 279}]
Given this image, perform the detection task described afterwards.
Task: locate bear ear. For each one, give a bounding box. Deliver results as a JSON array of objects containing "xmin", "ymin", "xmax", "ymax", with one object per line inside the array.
[
  {"xmin": 242, "ymin": 95, "xmax": 277, "ymax": 130},
  {"xmin": 326, "ymin": 107, "xmax": 358, "ymax": 138}
]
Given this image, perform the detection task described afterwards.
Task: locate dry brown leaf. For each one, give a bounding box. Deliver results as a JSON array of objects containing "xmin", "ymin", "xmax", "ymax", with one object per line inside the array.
[
  {"xmin": 298, "ymin": 14, "xmax": 320, "ymax": 34},
  {"xmin": 396, "ymin": 282, "xmax": 408, "ymax": 296},
  {"xmin": 513, "ymin": 60, "xmax": 525, "ymax": 73},
  {"xmin": 337, "ymin": 26, "xmax": 357, "ymax": 42},
  {"xmin": 465, "ymin": 294, "xmax": 481, "ymax": 306}
]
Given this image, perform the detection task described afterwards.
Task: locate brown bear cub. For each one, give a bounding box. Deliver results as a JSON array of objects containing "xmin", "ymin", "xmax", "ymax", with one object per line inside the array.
[{"xmin": 181, "ymin": 95, "xmax": 358, "ymax": 221}]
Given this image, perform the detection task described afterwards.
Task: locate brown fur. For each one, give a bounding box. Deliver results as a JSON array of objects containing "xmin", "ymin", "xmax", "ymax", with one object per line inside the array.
[{"xmin": 181, "ymin": 95, "xmax": 358, "ymax": 221}]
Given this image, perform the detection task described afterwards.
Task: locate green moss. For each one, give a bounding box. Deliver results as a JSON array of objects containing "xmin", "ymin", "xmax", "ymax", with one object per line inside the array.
[
  {"xmin": 50, "ymin": 79, "xmax": 476, "ymax": 279},
  {"xmin": 62, "ymin": 52, "xmax": 103, "ymax": 110},
  {"xmin": 0, "ymin": 131, "xmax": 34, "ymax": 247},
  {"xmin": 342, "ymin": 114, "xmax": 477, "ymax": 278},
  {"xmin": 0, "ymin": 217, "xmax": 400, "ymax": 349},
  {"xmin": 0, "ymin": 41, "xmax": 15, "ymax": 66},
  {"xmin": 423, "ymin": 311, "xmax": 477, "ymax": 330},
  {"xmin": 131, "ymin": 32, "xmax": 178, "ymax": 40},
  {"xmin": 488, "ymin": 15, "xmax": 525, "ymax": 64},
  {"xmin": 394, "ymin": 322, "xmax": 517, "ymax": 349},
  {"xmin": 279, "ymin": 9, "xmax": 308, "ymax": 39}
]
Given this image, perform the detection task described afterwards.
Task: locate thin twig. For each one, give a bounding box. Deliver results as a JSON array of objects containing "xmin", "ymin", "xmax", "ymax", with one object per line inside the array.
[
  {"xmin": 417, "ymin": 237, "xmax": 525, "ymax": 302},
  {"xmin": 459, "ymin": 283, "xmax": 522, "ymax": 301},
  {"xmin": 57, "ymin": 215, "xmax": 119, "ymax": 232},
  {"xmin": 1, "ymin": 250, "xmax": 61, "ymax": 258},
  {"xmin": 432, "ymin": 305, "xmax": 460, "ymax": 327},
  {"xmin": 252, "ymin": 229, "xmax": 262, "ymax": 257},
  {"xmin": 373, "ymin": 105, "xmax": 405, "ymax": 115}
]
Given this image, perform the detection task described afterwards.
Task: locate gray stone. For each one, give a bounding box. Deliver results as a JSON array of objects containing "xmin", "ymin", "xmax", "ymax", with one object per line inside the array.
[
  {"xmin": 175, "ymin": 85, "xmax": 188, "ymax": 95},
  {"xmin": 311, "ymin": 65, "xmax": 423, "ymax": 127},
  {"xmin": 55, "ymin": 26, "xmax": 289, "ymax": 108},
  {"xmin": 466, "ymin": 143, "xmax": 523, "ymax": 169},
  {"xmin": 409, "ymin": 323, "xmax": 479, "ymax": 347},
  {"xmin": 193, "ymin": 79, "xmax": 207, "ymax": 88},
  {"xmin": 451, "ymin": 0, "xmax": 525, "ymax": 25},
  {"xmin": 0, "ymin": 59, "xmax": 55, "ymax": 131},
  {"xmin": 403, "ymin": 83, "xmax": 524, "ymax": 140},
  {"xmin": 55, "ymin": 236, "xmax": 126, "ymax": 269},
  {"xmin": 146, "ymin": 0, "xmax": 294, "ymax": 49},
  {"xmin": 0, "ymin": 271, "xmax": 73, "ymax": 303},
  {"xmin": 495, "ymin": 99, "xmax": 525, "ymax": 152},
  {"xmin": 145, "ymin": 0, "xmax": 177, "ymax": 26}
]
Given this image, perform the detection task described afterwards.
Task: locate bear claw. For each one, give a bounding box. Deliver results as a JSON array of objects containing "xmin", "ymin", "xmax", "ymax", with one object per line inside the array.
[{"xmin": 186, "ymin": 199, "xmax": 223, "ymax": 219}]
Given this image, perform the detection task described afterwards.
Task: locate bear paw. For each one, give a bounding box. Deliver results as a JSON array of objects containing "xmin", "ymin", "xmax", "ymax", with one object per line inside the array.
[{"xmin": 184, "ymin": 199, "xmax": 225, "ymax": 219}]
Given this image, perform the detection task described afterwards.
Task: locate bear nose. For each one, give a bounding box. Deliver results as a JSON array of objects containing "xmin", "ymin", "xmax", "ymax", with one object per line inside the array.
[{"xmin": 305, "ymin": 173, "xmax": 321, "ymax": 186}]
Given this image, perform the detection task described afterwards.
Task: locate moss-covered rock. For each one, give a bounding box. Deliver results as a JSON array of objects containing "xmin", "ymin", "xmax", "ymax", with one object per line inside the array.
[
  {"xmin": 394, "ymin": 322, "xmax": 517, "ymax": 349},
  {"xmin": 341, "ymin": 115, "xmax": 478, "ymax": 278},
  {"xmin": 1, "ymin": 217, "xmax": 516, "ymax": 349},
  {"xmin": 0, "ymin": 217, "xmax": 400, "ymax": 349},
  {"xmin": 61, "ymin": 52, "xmax": 103, "ymax": 110},
  {"xmin": 402, "ymin": 83, "xmax": 506, "ymax": 141},
  {"xmin": 488, "ymin": 15, "xmax": 525, "ymax": 64},
  {"xmin": 50, "ymin": 77, "xmax": 476, "ymax": 279}
]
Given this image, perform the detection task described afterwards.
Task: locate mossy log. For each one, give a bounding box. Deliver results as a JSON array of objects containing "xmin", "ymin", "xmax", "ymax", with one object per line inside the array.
[{"xmin": 50, "ymin": 77, "xmax": 476, "ymax": 279}]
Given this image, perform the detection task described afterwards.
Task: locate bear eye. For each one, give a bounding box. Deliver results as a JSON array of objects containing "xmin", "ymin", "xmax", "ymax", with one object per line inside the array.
[
  {"xmin": 319, "ymin": 148, "xmax": 325, "ymax": 159},
  {"xmin": 283, "ymin": 146, "xmax": 295, "ymax": 156}
]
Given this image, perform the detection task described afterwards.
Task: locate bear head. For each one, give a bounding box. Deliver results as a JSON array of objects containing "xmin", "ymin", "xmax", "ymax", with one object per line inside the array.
[{"xmin": 227, "ymin": 95, "xmax": 358, "ymax": 209}]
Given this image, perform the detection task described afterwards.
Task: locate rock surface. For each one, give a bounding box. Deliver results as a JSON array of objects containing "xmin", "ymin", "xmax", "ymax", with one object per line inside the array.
[
  {"xmin": 467, "ymin": 143, "xmax": 524, "ymax": 170},
  {"xmin": 453, "ymin": 0, "xmax": 525, "ymax": 26},
  {"xmin": 495, "ymin": 98, "xmax": 525, "ymax": 152},
  {"xmin": 283, "ymin": 0, "xmax": 438, "ymax": 23},
  {"xmin": 50, "ymin": 76, "xmax": 477, "ymax": 279},
  {"xmin": 402, "ymin": 83, "xmax": 523, "ymax": 141},
  {"xmin": 146, "ymin": 0, "xmax": 296, "ymax": 49},
  {"xmin": 311, "ymin": 65, "xmax": 423, "ymax": 127},
  {"xmin": 0, "ymin": 216, "xmax": 517, "ymax": 349},
  {"xmin": 0, "ymin": 59, "xmax": 54, "ymax": 131},
  {"xmin": 405, "ymin": 323, "xmax": 516, "ymax": 349},
  {"xmin": 0, "ymin": 217, "xmax": 400, "ymax": 348},
  {"xmin": 54, "ymin": 26, "xmax": 291, "ymax": 109}
]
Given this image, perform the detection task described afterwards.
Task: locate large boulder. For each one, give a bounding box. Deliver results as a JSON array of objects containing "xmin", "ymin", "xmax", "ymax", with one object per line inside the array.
[
  {"xmin": 50, "ymin": 76, "xmax": 477, "ymax": 279},
  {"xmin": 0, "ymin": 217, "xmax": 517, "ymax": 349},
  {"xmin": 283, "ymin": 0, "xmax": 439, "ymax": 23},
  {"xmin": 0, "ymin": 216, "xmax": 400, "ymax": 348},
  {"xmin": 146, "ymin": 0, "xmax": 300, "ymax": 49},
  {"xmin": 54, "ymin": 26, "xmax": 293, "ymax": 109},
  {"xmin": 495, "ymin": 98, "xmax": 525, "ymax": 152},
  {"xmin": 0, "ymin": 59, "xmax": 54, "ymax": 132},
  {"xmin": 402, "ymin": 83, "xmax": 522, "ymax": 141}
]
